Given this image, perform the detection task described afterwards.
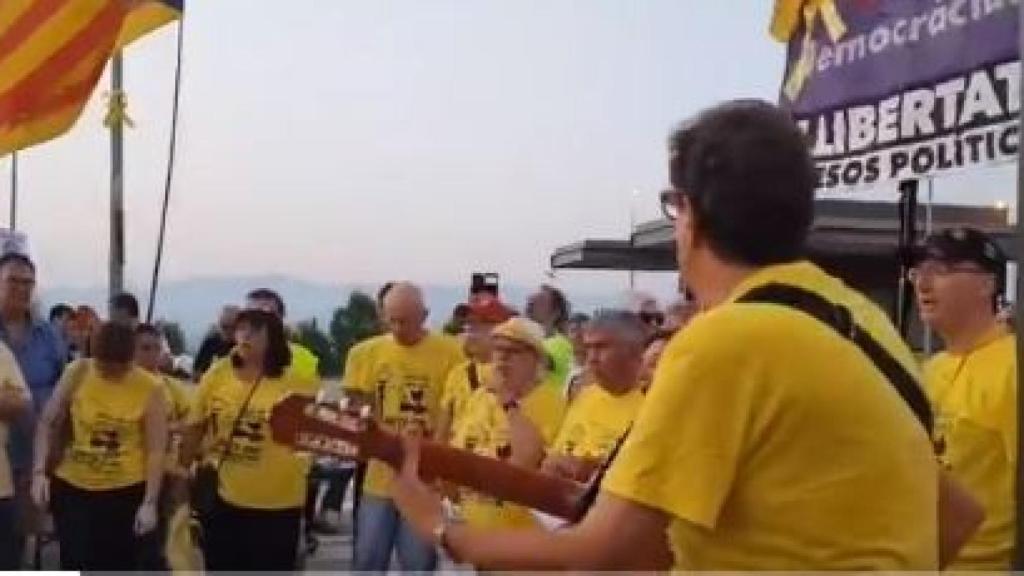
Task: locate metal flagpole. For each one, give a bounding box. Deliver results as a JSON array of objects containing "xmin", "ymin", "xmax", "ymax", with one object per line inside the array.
[
  {"xmin": 1013, "ymin": 2, "xmax": 1024, "ymax": 568},
  {"xmin": 109, "ymin": 52, "xmax": 125, "ymax": 312},
  {"xmin": 896, "ymin": 179, "xmax": 919, "ymax": 338},
  {"xmin": 9, "ymin": 151, "xmax": 16, "ymax": 231}
]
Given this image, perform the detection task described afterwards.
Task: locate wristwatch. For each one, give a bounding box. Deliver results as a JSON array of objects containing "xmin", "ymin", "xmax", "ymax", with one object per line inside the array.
[{"xmin": 431, "ymin": 499, "xmax": 464, "ymax": 561}]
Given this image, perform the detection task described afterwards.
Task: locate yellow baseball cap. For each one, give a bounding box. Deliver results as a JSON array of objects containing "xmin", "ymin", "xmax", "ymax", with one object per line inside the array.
[{"xmin": 490, "ymin": 317, "xmax": 546, "ymax": 357}]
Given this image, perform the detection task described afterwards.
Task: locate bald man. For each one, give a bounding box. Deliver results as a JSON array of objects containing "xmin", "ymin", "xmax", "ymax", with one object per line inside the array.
[{"xmin": 342, "ymin": 282, "xmax": 464, "ymax": 572}]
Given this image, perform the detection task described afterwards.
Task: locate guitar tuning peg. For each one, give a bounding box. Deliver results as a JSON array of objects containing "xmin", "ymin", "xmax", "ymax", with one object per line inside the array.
[
  {"xmin": 339, "ymin": 397, "xmax": 350, "ymax": 412},
  {"xmin": 359, "ymin": 404, "xmax": 371, "ymax": 420}
]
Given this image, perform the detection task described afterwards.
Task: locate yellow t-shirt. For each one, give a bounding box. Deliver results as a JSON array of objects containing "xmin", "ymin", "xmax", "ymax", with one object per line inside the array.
[
  {"xmin": 925, "ymin": 330, "xmax": 1016, "ymax": 570},
  {"xmin": 451, "ymin": 382, "xmax": 566, "ymax": 529},
  {"xmin": 190, "ymin": 361, "xmax": 318, "ymax": 510},
  {"xmin": 156, "ymin": 374, "xmax": 192, "ymax": 472},
  {"xmin": 288, "ymin": 342, "xmax": 320, "ymax": 386},
  {"xmin": 441, "ymin": 361, "xmax": 491, "ymax": 434},
  {"xmin": 551, "ymin": 384, "xmax": 643, "ymax": 460},
  {"xmin": 342, "ymin": 333, "xmax": 464, "ymax": 497},
  {"xmin": 56, "ymin": 363, "xmax": 160, "ymax": 491},
  {"xmin": 0, "ymin": 343, "xmax": 28, "ymax": 499},
  {"xmin": 602, "ymin": 261, "xmax": 939, "ymax": 570},
  {"xmin": 159, "ymin": 375, "xmax": 192, "ymax": 423}
]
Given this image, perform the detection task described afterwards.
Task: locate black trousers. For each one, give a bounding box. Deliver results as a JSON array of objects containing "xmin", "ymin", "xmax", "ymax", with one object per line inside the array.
[
  {"xmin": 50, "ymin": 477, "xmax": 146, "ymax": 571},
  {"xmin": 304, "ymin": 463, "xmax": 354, "ymax": 523},
  {"xmin": 0, "ymin": 497, "xmax": 18, "ymax": 569},
  {"xmin": 203, "ymin": 493, "xmax": 301, "ymax": 572}
]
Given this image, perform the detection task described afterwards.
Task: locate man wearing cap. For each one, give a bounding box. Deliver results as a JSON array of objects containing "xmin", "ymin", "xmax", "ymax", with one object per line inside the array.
[
  {"xmin": 436, "ymin": 294, "xmax": 515, "ymax": 443},
  {"xmin": 449, "ymin": 317, "xmax": 566, "ymax": 531},
  {"xmin": 912, "ymin": 227, "xmax": 1017, "ymax": 570}
]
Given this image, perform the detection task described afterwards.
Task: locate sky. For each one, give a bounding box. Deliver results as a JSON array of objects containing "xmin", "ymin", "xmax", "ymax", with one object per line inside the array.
[{"xmin": 0, "ymin": 0, "xmax": 1017, "ymax": 306}]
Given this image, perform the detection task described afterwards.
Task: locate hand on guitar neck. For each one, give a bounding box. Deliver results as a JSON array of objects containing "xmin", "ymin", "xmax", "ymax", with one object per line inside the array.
[
  {"xmin": 541, "ymin": 454, "xmax": 601, "ymax": 483},
  {"xmin": 269, "ymin": 394, "xmax": 588, "ymax": 521}
]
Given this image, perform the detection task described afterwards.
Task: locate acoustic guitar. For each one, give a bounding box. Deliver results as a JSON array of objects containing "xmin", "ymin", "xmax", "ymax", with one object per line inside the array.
[{"xmin": 268, "ymin": 394, "xmax": 589, "ymax": 521}]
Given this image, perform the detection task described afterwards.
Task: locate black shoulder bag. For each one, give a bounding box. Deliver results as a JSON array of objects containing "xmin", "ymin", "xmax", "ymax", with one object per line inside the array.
[{"xmin": 467, "ymin": 362, "xmax": 481, "ymax": 392}]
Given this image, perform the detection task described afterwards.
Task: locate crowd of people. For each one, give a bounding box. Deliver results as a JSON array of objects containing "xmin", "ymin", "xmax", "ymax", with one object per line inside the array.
[{"xmin": 0, "ymin": 99, "xmax": 1016, "ymax": 572}]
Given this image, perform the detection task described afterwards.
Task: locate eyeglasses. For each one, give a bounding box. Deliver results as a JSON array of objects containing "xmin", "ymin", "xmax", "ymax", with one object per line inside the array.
[
  {"xmin": 907, "ymin": 261, "xmax": 990, "ymax": 283},
  {"xmin": 660, "ymin": 189, "xmax": 685, "ymax": 221},
  {"xmin": 639, "ymin": 311, "xmax": 664, "ymax": 327}
]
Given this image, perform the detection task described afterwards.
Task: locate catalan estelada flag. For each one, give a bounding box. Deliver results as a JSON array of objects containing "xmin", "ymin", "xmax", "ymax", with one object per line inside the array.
[{"xmin": 0, "ymin": 0, "xmax": 182, "ymax": 156}]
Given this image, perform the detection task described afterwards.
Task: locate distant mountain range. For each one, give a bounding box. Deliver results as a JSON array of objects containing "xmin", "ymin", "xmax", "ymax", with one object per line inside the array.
[{"xmin": 40, "ymin": 276, "xmax": 620, "ymax": 353}]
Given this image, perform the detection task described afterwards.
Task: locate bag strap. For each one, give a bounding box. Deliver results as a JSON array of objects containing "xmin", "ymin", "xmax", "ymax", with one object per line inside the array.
[
  {"xmin": 737, "ymin": 283, "xmax": 933, "ymax": 434},
  {"xmin": 213, "ymin": 374, "xmax": 263, "ymax": 474},
  {"xmin": 467, "ymin": 362, "xmax": 481, "ymax": 392},
  {"xmin": 572, "ymin": 424, "xmax": 630, "ymax": 521}
]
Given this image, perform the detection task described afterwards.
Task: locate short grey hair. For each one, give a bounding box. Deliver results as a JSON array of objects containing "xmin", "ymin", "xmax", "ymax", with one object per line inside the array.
[{"xmin": 585, "ymin": 309, "xmax": 648, "ymax": 346}]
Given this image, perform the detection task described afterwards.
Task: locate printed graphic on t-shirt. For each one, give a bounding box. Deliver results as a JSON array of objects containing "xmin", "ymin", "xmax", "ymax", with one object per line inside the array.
[
  {"xmin": 209, "ymin": 394, "xmax": 270, "ymax": 466},
  {"xmin": 377, "ymin": 369, "xmax": 434, "ymax": 432},
  {"xmin": 228, "ymin": 408, "xmax": 269, "ymax": 465},
  {"xmin": 68, "ymin": 412, "xmax": 132, "ymax": 477}
]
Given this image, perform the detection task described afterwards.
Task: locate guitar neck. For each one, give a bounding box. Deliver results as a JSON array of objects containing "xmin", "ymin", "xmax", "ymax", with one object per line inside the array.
[
  {"xmin": 272, "ymin": 396, "xmax": 587, "ymax": 521},
  {"xmin": 367, "ymin": 428, "xmax": 587, "ymax": 521}
]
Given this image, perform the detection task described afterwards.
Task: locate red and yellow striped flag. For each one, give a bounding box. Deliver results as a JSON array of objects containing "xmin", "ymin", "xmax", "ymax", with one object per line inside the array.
[{"xmin": 0, "ymin": 0, "xmax": 182, "ymax": 156}]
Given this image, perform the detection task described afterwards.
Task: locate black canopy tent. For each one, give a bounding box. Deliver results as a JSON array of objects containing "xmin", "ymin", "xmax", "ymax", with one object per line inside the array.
[{"xmin": 551, "ymin": 198, "xmax": 1014, "ymax": 349}]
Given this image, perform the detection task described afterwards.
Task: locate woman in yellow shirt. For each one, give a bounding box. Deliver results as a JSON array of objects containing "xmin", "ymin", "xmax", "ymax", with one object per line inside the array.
[
  {"xmin": 182, "ymin": 309, "xmax": 318, "ymax": 571},
  {"xmin": 31, "ymin": 322, "xmax": 169, "ymax": 571}
]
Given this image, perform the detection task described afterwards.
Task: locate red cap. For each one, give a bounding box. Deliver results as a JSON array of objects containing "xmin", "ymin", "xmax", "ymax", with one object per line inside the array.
[{"xmin": 467, "ymin": 294, "xmax": 514, "ymax": 324}]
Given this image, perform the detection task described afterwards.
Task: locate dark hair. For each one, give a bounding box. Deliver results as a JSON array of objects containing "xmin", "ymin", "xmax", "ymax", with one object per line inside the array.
[
  {"xmin": 452, "ymin": 304, "xmax": 471, "ymax": 319},
  {"xmin": 135, "ymin": 322, "xmax": 162, "ymax": 339},
  {"xmin": 0, "ymin": 253, "xmax": 34, "ymax": 273},
  {"xmin": 110, "ymin": 292, "xmax": 140, "ymax": 319},
  {"xmin": 232, "ymin": 309, "xmax": 291, "ymax": 378},
  {"xmin": 540, "ymin": 284, "xmax": 570, "ymax": 328},
  {"xmin": 376, "ymin": 282, "xmax": 395, "ymax": 309},
  {"xmin": 246, "ymin": 288, "xmax": 286, "ymax": 318},
  {"xmin": 49, "ymin": 304, "xmax": 73, "ymax": 322},
  {"xmin": 669, "ymin": 99, "xmax": 815, "ymax": 265},
  {"xmin": 92, "ymin": 322, "xmax": 136, "ymax": 364}
]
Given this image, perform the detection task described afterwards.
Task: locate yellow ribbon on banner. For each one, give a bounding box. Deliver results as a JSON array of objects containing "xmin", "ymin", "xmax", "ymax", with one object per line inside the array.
[
  {"xmin": 775, "ymin": 0, "xmax": 847, "ymax": 101},
  {"xmin": 103, "ymin": 89, "xmax": 135, "ymax": 129}
]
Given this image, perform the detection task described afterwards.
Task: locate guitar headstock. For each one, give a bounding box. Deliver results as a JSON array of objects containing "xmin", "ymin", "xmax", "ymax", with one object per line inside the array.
[{"xmin": 269, "ymin": 394, "xmax": 379, "ymax": 460}]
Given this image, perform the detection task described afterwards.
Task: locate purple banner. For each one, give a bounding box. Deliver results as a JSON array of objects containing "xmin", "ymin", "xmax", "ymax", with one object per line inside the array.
[{"xmin": 781, "ymin": 0, "xmax": 1020, "ymax": 191}]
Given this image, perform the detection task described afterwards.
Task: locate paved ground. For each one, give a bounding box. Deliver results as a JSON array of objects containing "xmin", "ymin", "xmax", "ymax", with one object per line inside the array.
[{"xmin": 302, "ymin": 508, "xmax": 354, "ymax": 571}]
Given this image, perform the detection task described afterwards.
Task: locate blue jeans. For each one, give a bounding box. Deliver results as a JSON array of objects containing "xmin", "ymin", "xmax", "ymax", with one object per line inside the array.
[{"xmin": 354, "ymin": 494, "xmax": 437, "ymax": 572}]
